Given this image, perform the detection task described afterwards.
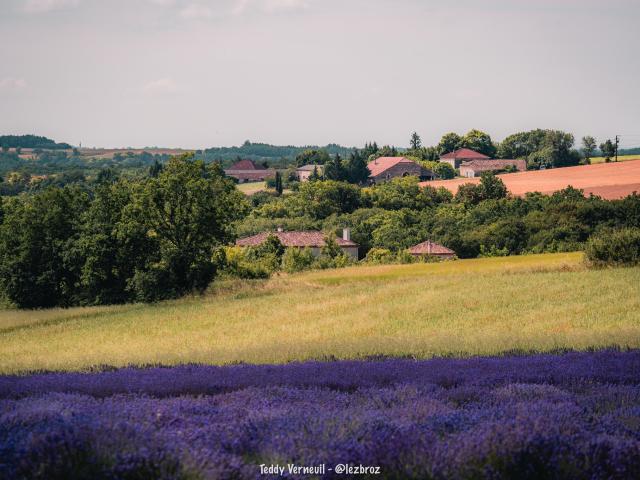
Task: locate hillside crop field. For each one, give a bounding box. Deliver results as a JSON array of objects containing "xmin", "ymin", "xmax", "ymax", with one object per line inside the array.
[
  {"xmin": 590, "ymin": 154, "xmax": 640, "ymax": 164},
  {"xmin": 422, "ymin": 159, "xmax": 640, "ymax": 200},
  {"xmin": 2, "ymin": 252, "xmax": 640, "ymax": 374}
]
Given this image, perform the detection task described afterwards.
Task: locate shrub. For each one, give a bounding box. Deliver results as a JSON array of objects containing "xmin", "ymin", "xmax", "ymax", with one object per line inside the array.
[
  {"xmin": 220, "ymin": 246, "xmax": 271, "ymax": 279},
  {"xmin": 364, "ymin": 248, "xmax": 395, "ymax": 264},
  {"xmin": 282, "ymin": 247, "xmax": 315, "ymax": 273},
  {"xmin": 585, "ymin": 228, "xmax": 640, "ymax": 267}
]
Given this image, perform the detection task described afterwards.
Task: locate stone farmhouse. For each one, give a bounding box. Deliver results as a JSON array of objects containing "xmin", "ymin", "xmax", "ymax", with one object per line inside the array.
[
  {"xmin": 296, "ymin": 164, "xmax": 325, "ymax": 182},
  {"xmin": 407, "ymin": 240, "xmax": 456, "ymax": 259},
  {"xmin": 367, "ymin": 157, "xmax": 434, "ymax": 184},
  {"xmin": 440, "ymin": 148, "xmax": 490, "ymax": 169},
  {"xmin": 224, "ymin": 159, "xmax": 276, "ymax": 183},
  {"xmin": 459, "ymin": 159, "xmax": 527, "ymax": 178},
  {"xmin": 440, "ymin": 148, "xmax": 526, "ymax": 178},
  {"xmin": 236, "ymin": 228, "xmax": 359, "ymax": 259}
]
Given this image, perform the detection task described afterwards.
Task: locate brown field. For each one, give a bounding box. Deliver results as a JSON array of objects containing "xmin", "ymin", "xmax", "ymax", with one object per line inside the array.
[
  {"xmin": 421, "ymin": 159, "xmax": 640, "ymax": 200},
  {"xmin": 13, "ymin": 147, "xmax": 191, "ymax": 160}
]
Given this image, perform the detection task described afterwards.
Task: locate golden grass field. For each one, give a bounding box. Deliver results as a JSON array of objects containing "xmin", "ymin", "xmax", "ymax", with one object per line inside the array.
[
  {"xmin": 237, "ymin": 181, "xmax": 268, "ymax": 195},
  {"xmin": 1, "ymin": 252, "xmax": 639, "ymax": 374}
]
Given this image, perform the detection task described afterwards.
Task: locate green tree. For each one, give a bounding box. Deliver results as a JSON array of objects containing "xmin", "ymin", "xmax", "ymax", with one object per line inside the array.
[
  {"xmin": 149, "ymin": 159, "xmax": 163, "ymax": 178},
  {"xmin": 432, "ymin": 162, "xmax": 456, "ymax": 179},
  {"xmin": 295, "ymin": 149, "xmax": 330, "ymax": 167},
  {"xmin": 478, "ymin": 171, "xmax": 508, "ymax": 200},
  {"xmin": 0, "ymin": 186, "xmax": 89, "ymax": 308},
  {"xmin": 274, "ymin": 171, "xmax": 283, "ymax": 195},
  {"xmin": 345, "ymin": 149, "xmax": 370, "ymax": 184},
  {"xmin": 296, "ymin": 180, "xmax": 361, "ymax": 219},
  {"xmin": 309, "ymin": 165, "xmax": 321, "ymax": 181},
  {"xmin": 461, "ymin": 129, "xmax": 496, "ymax": 157},
  {"xmin": 497, "ymin": 129, "xmax": 547, "ymax": 159},
  {"xmin": 600, "ymin": 139, "xmax": 616, "ymax": 162},
  {"xmin": 76, "ymin": 180, "xmax": 150, "ymax": 305},
  {"xmin": 409, "ymin": 131, "xmax": 422, "ymax": 150},
  {"xmin": 437, "ymin": 132, "xmax": 463, "ymax": 155},
  {"xmin": 324, "ymin": 153, "xmax": 347, "ymax": 181},
  {"xmin": 126, "ymin": 154, "xmax": 248, "ymax": 301},
  {"xmin": 320, "ymin": 235, "xmax": 343, "ymax": 258},
  {"xmin": 360, "ymin": 142, "xmax": 379, "ymax": 159},
  {"xmin": 581, "ymin": 136, "xmax": 597, "ymax": 164}
]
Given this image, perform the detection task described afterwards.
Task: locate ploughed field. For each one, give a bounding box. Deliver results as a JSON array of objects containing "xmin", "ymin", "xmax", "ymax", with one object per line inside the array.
[
  {"xmin": 421, "ymin": 159, "xmax": 640, "ymax": 200},
  {"xmin": 2, "ymin": 252, "xmax": 640, "ymax": 374},
  {"xmin": 1, "ymin": 351, "xmax": 639, "ymax": 479}
]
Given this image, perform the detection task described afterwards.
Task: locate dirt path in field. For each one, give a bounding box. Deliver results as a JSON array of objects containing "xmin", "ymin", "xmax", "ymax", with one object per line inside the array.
[{"xmin": 420, "ymin": 159, "xmax": 640, "ymax": 199}]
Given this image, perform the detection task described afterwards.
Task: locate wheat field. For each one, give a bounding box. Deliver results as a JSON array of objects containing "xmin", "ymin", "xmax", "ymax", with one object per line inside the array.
[{"xmin": 1, "ymin": 252, "xmax": 639, "ymax": 374}]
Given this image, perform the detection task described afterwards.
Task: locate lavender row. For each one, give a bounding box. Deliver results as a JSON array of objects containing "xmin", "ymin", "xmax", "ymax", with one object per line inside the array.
[
  {"xmin": 2, "ymin": 349, "xmax": 639, "ymax": 399},
  {"xmin": 2, "ymin": 351, "xmax": 640, "ymax": 479}
]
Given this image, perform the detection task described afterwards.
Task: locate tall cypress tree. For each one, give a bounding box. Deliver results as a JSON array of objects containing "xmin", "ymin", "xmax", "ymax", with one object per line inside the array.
[{"xmin": 274, "ymin": 171, "xmax": 283, "ymax": 195}]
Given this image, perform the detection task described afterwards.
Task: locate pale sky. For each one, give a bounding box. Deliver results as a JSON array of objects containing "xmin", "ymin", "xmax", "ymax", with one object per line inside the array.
[{"xmin": 1, "ymin": 0, "xmax": 639, "ymax": 149}]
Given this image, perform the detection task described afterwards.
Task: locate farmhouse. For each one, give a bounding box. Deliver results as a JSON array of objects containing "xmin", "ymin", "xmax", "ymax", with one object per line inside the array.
[
  {"xmin": 236, "ymin": 228, "xmax": 359, "ymax": 259},
  {"xmin": 296, "ymin": 164, "xmax": 325, "ymax": 182},
  {"xmin": 440, "ymin": 148, "xmax": 490, "ymax": 169},
  {"xmin": 368, "ymin": 157, "xmax": 434, "ymax": 184},
  {"xmin": 459, "ymin": 159, "xmax": 527, "ymax": 178},
  {"xmin": 408, "ymin": 240, "xmax": 456, "ymax": 259},
  {"xmin": 224, "ymin": 159, "xmax": 276, "ymax": 183}
]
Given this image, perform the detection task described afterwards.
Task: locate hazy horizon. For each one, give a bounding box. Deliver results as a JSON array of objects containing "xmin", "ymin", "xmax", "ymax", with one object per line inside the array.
[{"xmin": 1, "ymin": 0, "xmax": 639, "ymax": 150}]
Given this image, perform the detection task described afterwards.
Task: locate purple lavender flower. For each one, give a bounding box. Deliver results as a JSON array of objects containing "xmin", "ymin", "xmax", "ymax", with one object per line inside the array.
[{"xmin": 1, "ymin": 350, "xmax": 639, "ymax": 479}]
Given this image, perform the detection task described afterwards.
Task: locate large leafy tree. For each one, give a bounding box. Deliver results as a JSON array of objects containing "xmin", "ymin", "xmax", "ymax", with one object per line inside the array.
[
  {"xmin": 295, "ymin": 180, "xmax": 361, "ymax": 220},
  {"xmin": 75, "ymin": 180, "xmax": 151, "ymax": 305},
  {"xmin": 461, "ymin": 129, "xmax": 497, "ymax": 157},
  {"xmin": 497, "ymin": 129, "xmax": 547, "ymax": 159},
  {"xmin": 126, "ymin": 154, "xmax": 248, "ymax": 301},
  {"xmin": 437, "ymin": 132, "xmax": 463, "ymax": 155},
  {"xmin": 0, "ymin": 186, "xmax": 89, "ymax": 308},
  {"xmin": 600, "ymin": 139, "xmax": 616, "ymax": 162}
]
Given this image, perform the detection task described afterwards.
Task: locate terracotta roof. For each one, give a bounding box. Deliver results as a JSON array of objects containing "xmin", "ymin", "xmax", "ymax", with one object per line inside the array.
[
  {"xmin": 408, "ymin": 240, "xmax": 455, "ymax": 256},
  {"xmin": 460, "ymin": 159, "xmax": 526, "ymax": 171},
  {"xmin": 440, "ymin": 148, "xmax": 490, "ymax": 160},
  {"xmin": 227, "ymin": 159, "xmax": 266, "ymax": 170},
  {"xmin": 236, "ymin": 231, "xmax": 358, "ymax": 248},
  {"xmin": 367, "ymin": 156, "xmax": 417, "ymax": 177},
  {"xmin": 297, "ymin": 164, "xmax": 325, "ymax": 171}
]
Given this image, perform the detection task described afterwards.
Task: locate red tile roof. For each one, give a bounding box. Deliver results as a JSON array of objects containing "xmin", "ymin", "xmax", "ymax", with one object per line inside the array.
[
  {"xmin": 236, "ymin": 231, "xmax": 358, "ymax": 248},
  {"xmin": 228, "ymin": 159, "xmax": 270, "ymax": 170},
  {"xmin": 367, "ymin": 156, "xmax": 417, "ymax": 177},
  {"xmin": 440, "ymin": 148, "xmax": 490, "ymax": 160},
  {"xmin": 407, "ymin": 240, "xmax": 455, "ymax": 256}
]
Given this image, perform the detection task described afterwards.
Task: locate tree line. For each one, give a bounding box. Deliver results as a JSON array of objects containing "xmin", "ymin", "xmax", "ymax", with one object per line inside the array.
[
  {"xmin": 2, "ymin": 154, "xmax": 640, "ymax": 309},
  {"xmin": 0, "ymin": 155, "xmax": 246, "ymax": 308}
]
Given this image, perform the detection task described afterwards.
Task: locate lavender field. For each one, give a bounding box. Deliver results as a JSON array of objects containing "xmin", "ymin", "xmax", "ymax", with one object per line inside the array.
[{"xmin": 2, "ymin": 351, "xmax": 640, "ymax": 479}]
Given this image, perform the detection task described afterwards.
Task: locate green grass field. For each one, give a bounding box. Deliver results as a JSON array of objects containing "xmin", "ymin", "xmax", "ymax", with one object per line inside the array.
[
  {"xmin": 590, "ymin": 154, "xmax": 640, "ymax": 164},
  {"xmin": 1, "ymin": 252, "xmax": 639, "ymax": 374}
]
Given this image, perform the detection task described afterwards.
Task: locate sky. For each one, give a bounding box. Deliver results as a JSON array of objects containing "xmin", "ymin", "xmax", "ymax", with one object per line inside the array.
[{"xmin": 1, "ymin": 0, "xmax": 639, "ymax": 149}]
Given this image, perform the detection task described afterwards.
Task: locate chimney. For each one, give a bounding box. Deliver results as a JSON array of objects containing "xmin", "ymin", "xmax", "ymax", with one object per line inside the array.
[
  {"xmin": 342, "ymin": 228, "xmax": 351, "ymax": 241},
  {"xmin": 277, "ymin": 227, "xmax": 283, "ymax": 233}
]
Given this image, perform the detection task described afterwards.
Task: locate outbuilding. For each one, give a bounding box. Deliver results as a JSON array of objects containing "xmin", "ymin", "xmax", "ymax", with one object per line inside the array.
[{"xmin": 407, "ymin": 240, "xmax": 455, "ymax": 260}]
